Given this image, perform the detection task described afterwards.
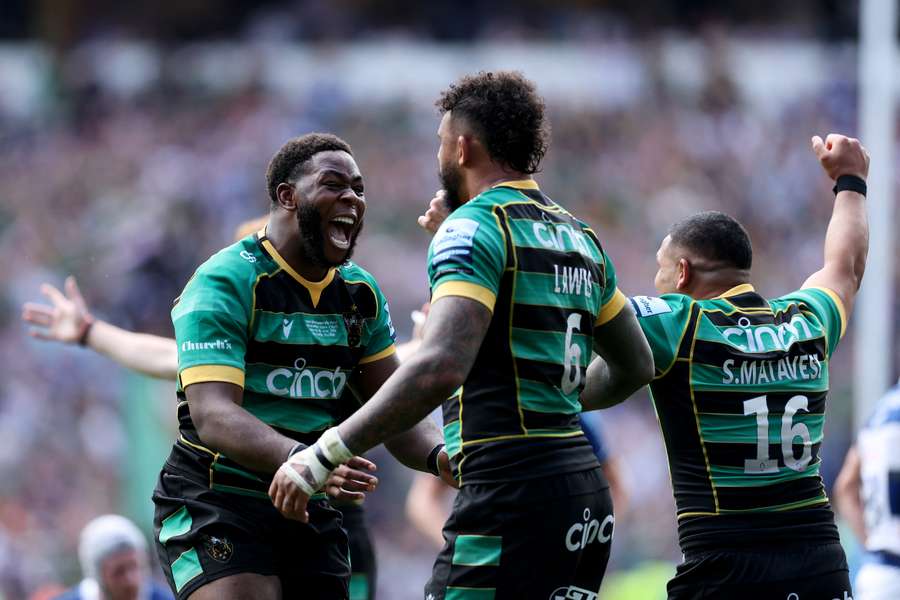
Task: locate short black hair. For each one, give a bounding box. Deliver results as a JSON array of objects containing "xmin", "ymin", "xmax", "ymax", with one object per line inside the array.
[
  {"xmin": 266, "ymin": 133, "xmax": 352, "ymax": 203},
  {"xmin": 436, "ymin": 71, "xmax": 549, "ymax": 174},
  {"xmin": 669, "ymin": 211, "xmax": 752, "ymax": 270}
]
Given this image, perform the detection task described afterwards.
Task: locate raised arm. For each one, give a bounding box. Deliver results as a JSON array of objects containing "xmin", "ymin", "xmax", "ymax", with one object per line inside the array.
[
  {"xmin": 580, "ymin": 302, "xmax": 654, "ymax": 411},
  {"xmin": 22, "ymin": 276, "xmax": 178, "ymax": 379},
  {"xmin": 803, "ymin": 134, "xmax": 870, "ymax": 316}
]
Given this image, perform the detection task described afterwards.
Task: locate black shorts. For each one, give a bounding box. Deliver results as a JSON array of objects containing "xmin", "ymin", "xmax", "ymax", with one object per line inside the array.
[
  {"xmin": 152, "ymin": 466, "xmax": 351, "ymax": 600},
  {"xmin": 667, "ymin": 541, "xmax": 852, "ymax": 600},
  {"xmin": 338, "ymin": 502, "xmax": 376, "ymax": 600},
  {"xmin": 426, "ymin": 468, "xmax": 613, "ymax": 600}
]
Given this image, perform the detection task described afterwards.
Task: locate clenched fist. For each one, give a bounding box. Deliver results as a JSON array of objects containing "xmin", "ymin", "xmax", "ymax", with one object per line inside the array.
[{"xmin": 811, "ymin": 134, "xmax": 870, "ymax": 182}]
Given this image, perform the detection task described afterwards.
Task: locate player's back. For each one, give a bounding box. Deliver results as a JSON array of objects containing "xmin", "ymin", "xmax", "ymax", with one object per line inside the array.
[
  {"xmin": 632, "ymin": 284, "xmax": 846, "ymax": 552},
  {"xmin": 859, "ymin": 384, "xmax": 900, "ymax": 556},
  {"xmin": 428, "ymin": 180, "xmax": 626, "ymax": 485}
]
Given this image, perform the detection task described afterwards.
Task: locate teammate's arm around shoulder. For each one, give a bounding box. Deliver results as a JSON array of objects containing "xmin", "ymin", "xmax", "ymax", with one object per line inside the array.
[
  {"xmin": 802, "ymin": 134, "xmax": 870, "ymax": 319},
  {"xmin": 581, "ymin": 301, "xmax": 654, "ymax": 411}
]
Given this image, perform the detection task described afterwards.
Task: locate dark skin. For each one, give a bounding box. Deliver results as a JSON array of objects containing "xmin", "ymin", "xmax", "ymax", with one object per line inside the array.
[
  {"xmin": 270, "ymin": 110, "xmax": 654, "ymax": 520},
  {"xmin": 186, "ymin": 151, "xmax": 445, "ymax": 598}
]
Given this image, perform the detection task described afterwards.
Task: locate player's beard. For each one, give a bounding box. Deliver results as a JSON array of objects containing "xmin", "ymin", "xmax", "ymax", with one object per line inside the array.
[
  {"xmin": 439, "ymin": 161, "xmax": 465, "ymax": 211},
  {"xmin": 296, "ymin": 203, "xmax": 360, "ymax": 268}
]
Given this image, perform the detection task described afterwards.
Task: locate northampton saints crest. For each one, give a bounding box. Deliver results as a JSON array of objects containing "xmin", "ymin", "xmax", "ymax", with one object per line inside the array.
[
  {"xmin": 202, "ymin": 535, "xmax": 234, "ymax": 563},
  {"xmin": 343, "ymin": 306, "xmax": 364, "ymax": 347}
]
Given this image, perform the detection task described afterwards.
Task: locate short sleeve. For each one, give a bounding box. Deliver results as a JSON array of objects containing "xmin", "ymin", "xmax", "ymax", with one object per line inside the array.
[
  {"xmin": 359, "ymin": 284, "xmax": 397, "ymax": 364},
  {"xmin": 595, "ymin": 251, "xmax": 626, "ymax": 326},
  {"xmin": 427, "ymin": 203, "xmax": 506, "ymax": 312},
  {"xmin": 172, "ymin": 269, "xmax": 250, "ymax": 389},
  {"xmin": 777, "ymin": 287, "xmax": 847, "ymax": 358},
  {"xmin": 629, "ymin": 294, "xmax": 693, "ymax": 378}
]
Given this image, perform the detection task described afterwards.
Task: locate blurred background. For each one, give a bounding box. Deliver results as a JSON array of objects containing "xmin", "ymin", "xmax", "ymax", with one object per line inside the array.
[{"xmin": 1, "ymin": 1, "xmax": 898, "ymax": 598}]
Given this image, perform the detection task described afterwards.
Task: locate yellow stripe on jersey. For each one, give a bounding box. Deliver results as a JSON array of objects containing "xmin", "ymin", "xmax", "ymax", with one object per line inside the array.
[
  {"xmin": 260, "ymin": 238, "xmax": 336, "ymax": 308},
  {"xmin": 359, "ymin": 344, "xmax": 397, "ymax": 364},
  {"xmin": 432, "ymin": 281, "xmax": 497, "ymax": 312},
  {"xmin": 809, "ymin": 286, "xmax": 848, "ymax": 338},
  {"xmin": 492, "ymin": 179, "xmax": 540, "ymax": 190},
  {"xmin": 180, "ymin": 365, "xmax": 245, "ymax": 388},
  {"xmin": 595, "ymin": 288, "xmax": 627, "ymax": 326}
]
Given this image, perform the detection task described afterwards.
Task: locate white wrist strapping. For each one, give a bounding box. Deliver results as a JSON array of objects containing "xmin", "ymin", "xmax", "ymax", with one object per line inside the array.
[{"xmin": 279, "ymin": 428, "xmax": 353, "ymax": 495}]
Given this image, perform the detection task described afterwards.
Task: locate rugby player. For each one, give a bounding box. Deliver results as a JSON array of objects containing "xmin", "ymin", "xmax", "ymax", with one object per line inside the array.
[
  {"xmin": 23, "ymin": 220, "xmax": 381, "ymax": 600},
  {"xmin": 270, "ymin": 72, "xmax": 654, "ymax": 598},
  {"xmin": 581, "ymin": 134, "xmax": 868, "ymax": 599},
  {"xmin": 149, "ymin": 133, "xmax": 448, "ymax": 599},
  {"xmin": 835, "ymin": 381, "xmax": 900, "ymax": 600}
]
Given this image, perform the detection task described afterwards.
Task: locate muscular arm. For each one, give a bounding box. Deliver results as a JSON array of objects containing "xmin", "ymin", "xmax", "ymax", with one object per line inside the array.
[
  {"xmin": 834, "ymin": 445, "xmax": 867, "ymax": 544},
  {"xmin": 352, "ymin": 353, "xmax": 445, "ymax": 472},
  {"xmin": 337, "ymin": 295, "xmax": 491, "ymax": 455},
  {"xmin": 803, "ymin": 134, "xmax": 870, "ymax": 315},
  {"xmin": 580, "ymin": 304, "xmax": 654, "ymax": 410},
  {"xmin": 186, "ymin": 381, "xmax": 296, "ymax": 474}
]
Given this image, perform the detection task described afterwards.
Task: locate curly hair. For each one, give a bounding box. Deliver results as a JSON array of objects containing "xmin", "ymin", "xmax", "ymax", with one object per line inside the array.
[
  {"xmin": 669, "ymin": 211, "xmax": 753, "ymax": 270},
  {"xmin": 265, "ymin": 133, "xmax": 352, "ymax": 203},
  {"xmin": 436, "ymin": 71, "xmax": 549, "ymax": 174}
]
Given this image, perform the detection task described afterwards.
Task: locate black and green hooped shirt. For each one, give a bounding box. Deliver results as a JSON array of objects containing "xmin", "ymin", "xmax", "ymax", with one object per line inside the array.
[
  {"xmin": 169, "ymin": 228, "xmax": 396, "ymax": 498},
  {"xmin": 632, "ymin": 284, "xmax": 847, "ymax": 551},
  {"xmin": 427, "ymin": 180, "xmax": 626, "ymax": 486}
]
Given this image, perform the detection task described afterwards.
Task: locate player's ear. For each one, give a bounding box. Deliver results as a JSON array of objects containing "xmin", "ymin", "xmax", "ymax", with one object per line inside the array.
[
  {"xmin": 276, "ymin": 182, "xmax": 298, "ymax": 211},
  {"xmin": 457, "ymin": 135, "xmax": 468, "ymax": 167},
  {"xmin": 676, "ymin": 258, "xmax": 692, "ymax": 292}
]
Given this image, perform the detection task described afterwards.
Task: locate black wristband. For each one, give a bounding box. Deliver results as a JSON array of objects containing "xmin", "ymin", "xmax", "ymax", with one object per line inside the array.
[
  {"xmin": 314, "ymin": 445, "xmax": 337, "ymax": 471},
  {"xmin": 287, "ymin": 442, "xmax": 307, "ymax": 460},
  {"xmin": 833, "ymin": 174, "xmax": 867, "ymax": 196},
  {"xmin": 426, "ymin": 444, "xmax": 445, "ymax": 477}
]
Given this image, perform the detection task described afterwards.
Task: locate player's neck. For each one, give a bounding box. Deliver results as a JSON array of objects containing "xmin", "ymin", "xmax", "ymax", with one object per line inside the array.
[
  {"xmin": 689, "ymin": 274, "xmax": 751, "ymax": 300},
  {"xmin": 468, "ymin": 167, "xmax": 531, "ymax": 199},
  {"xmin": 266, "ymin": 217, "xmax": 330, "ymax": 281}
]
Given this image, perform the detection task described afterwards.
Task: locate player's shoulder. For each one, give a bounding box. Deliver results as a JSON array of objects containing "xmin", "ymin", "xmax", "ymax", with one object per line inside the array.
[
  {"xmin": 196, "ymin": 237, "xmax": 270, "ymax": 281},
  {"xmin": 630, "ymin": 293, "xmax": 692, "ymax": 320},
  {"xmin": 337, "ymin": 261, "xmax": 384, "ymax": 317}
]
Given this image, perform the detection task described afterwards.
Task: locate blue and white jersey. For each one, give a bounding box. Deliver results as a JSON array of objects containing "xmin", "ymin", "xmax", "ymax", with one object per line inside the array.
[{"xmin": 859, "ymin": 384, "xmax": 900, "ymax": 556}]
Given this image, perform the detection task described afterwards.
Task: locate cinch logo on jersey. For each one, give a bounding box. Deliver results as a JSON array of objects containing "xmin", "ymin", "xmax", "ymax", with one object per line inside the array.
[
  {"xmin": 564, "ymin": 508, "xmax": 613, "ymax": 551},
  {"xmin": 533, "ymin": 220, "xmax": 593, "ymax": 258},
  {"xmin": 549, "ymin": 586, "xmax": 598, "ymax": 600},
  {"xmin": 265, "ymin": 358, "xmax": 347, "ymax": 399},
  {"xmin": 721, "ymin": 315, "xmax": 816, "ymax": 353},
  {"xmin": 181, "ymin": 339, "xmax": 232, "ymax": 351}
]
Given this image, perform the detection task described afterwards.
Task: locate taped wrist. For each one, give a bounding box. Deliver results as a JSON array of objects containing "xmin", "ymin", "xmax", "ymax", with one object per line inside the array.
[{"xmin": 280, "ymin": 428, "xmax": 353, "ymax": 495}]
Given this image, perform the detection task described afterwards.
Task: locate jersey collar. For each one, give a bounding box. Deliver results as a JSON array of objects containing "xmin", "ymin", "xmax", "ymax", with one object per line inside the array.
[
  {"xmin": 713, "ymin": 283, "xmax": 755, "ymax": 299},
  {"xmin": 492, "ymin": 179, "xmax": 540, "ymax": 190},
  {"xmin": 258, "ymin": 226, "xmax": 336, "ymax": 308}
]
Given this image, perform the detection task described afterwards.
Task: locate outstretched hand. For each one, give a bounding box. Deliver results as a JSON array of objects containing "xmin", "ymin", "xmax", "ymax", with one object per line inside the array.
[
  {"xmin": 324, "ymin": 456, "xmax": 379, "ymax": 504},
  {"xmin": 811, "ymin": 134, "xmax": 870, "ymax": 181},
  {"xmin": 22, "ymin": 276, "xmax": 93, "ymax": 344}
]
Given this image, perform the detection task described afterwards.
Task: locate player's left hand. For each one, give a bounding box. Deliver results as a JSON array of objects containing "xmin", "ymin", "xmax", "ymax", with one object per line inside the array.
[
  {"xmin": 437, "ymin": 448, "xmax": 458, "ymax": 489},
  {"xmin": 269, "ymin": 461, "xmax": 313, "ymax": 522},
  {"xmin": 324, "ymin": 456, "xmax": 379, "ymax": 504}
]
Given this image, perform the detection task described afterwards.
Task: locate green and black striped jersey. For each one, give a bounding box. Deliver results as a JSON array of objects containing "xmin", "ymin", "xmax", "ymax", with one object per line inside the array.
[
  {"xmin": 427, "ymin": 180, "xmax": 626, "ymax": 485},
  {"xmin": 168, "ymin": 228, "xmax": 396, "ymax": 498},
  {"xmin": 632, "ymin": 284, "xmax": 847, "ymax": 551}
]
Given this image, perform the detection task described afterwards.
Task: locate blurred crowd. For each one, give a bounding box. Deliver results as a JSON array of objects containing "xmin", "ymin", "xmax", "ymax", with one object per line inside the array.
[{"xmin": 0, "ymin": 34, "xmax": 897, "ymax": 599}]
